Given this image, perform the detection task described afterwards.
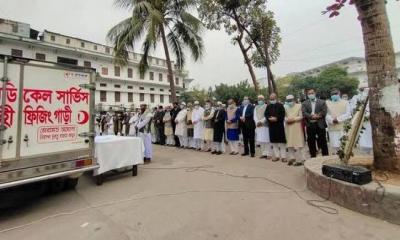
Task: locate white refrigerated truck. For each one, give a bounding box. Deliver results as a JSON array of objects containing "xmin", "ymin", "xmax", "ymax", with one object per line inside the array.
[{"xmin": 0, "ymin": 55, "xmax": 97, "ymax": 204}]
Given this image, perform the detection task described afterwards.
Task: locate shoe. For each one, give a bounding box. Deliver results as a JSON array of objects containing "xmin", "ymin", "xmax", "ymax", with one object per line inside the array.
[
  {"xmin": 211, "ymin": 151, "xmax": 217, "ymax": 154},
  {"xmin": 293, "ymin": 162, "xmax": 304, "ymax": 166},
  {"xmin": 241, "ymin": 153, "xmax": 249, "ymax": 156},
  {"xmin": 197, "ymin": 148, "xmax": 202, "ymax": 151},
  {"xmin": 250, "ymin": 154, "xmax": 255, "ymax": 158},
  {"xmin": 232, "ymin": 152, "xmax": 239, "ymax": 155},
  {"xmin": 272, "ymin": 157, "xmax": 279, "ymax": 162},
  {"xmin": 259, "ymin": 156, "xmax": 268, "ymax": 159},
  {"xmin": 206, "ymin": 149, "xmax": 212, "ymax": 152},
  {"xmin": 288, "ymin": 159, "xmax": 295, "ymax": 166},
  {"xmin": 216, "ymin": 151, "xmax": 222, "ymax": 155},
  {"xmin": 281, "ymin": 158, "xmax": 287, "ymax": 163}
]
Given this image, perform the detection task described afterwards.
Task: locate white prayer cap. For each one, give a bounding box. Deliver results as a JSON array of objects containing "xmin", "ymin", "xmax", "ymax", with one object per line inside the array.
[
  {"xmin": 217, "ymin": 101, "xmax": 222, "ymax": 105},
  {"xmin": 194, "ymin": 101, "xmax": 200, "ymax": 105},
  {"xmin": 181, "ymin": 102, "xmax": 186, "ymax": 106},
  {"xmin": 257, "ymin": 95, "xmax": 265, "ymax": 99},
  {"xmin": 286, "ymin": 94, "xmax": 295, "ymax": 100}
]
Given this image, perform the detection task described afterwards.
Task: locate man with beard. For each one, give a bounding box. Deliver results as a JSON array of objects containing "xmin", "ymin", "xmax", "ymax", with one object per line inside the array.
[{"xmin": 136, "ymin": 104, "xmax": 153, "ymax": 163}]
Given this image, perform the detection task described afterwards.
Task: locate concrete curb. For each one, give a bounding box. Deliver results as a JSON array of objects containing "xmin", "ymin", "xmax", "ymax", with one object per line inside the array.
[{"xmin": 305, "ymin": 156, "xmax": 400, "ymax": 225}]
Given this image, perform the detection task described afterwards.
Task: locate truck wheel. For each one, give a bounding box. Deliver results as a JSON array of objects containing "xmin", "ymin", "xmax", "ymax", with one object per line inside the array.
[
  {"xmin": 64, "ymin": 178, "xmax": 79, "ymax": 190},
  {"xmin": 96, "ymin": 175, "xmax": 104, "ymax": 186},
  {"xmin": 132, "ymin": 165, "xmax": 138, "ymax": 176},
  {"xmin": 48, "ymin": 178, "xmax": 65, "ymax": 194}
]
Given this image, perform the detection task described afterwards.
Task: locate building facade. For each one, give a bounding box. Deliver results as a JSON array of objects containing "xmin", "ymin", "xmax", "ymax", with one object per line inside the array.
[
  {"xmin": 289, "ymin": 53, "xmax": 400, "ymax": 88},
  {"xmin": 0, "ymin": 18, "xmax": 193, "ymax": 112}
]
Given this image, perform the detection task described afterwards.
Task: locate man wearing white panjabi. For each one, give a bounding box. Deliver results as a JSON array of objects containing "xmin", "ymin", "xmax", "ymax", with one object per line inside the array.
[
  {"xmin": 107, "ymin": 113, "xmax": 115, "ymax": 136},
  {"xmin": 326, "ymin": 89, "xmax": 352, "ymax": 153},
  {"xmin": 351, "ymin": 85, "xmax": 372, "ymax": 154},
  {"xmin": 254, "ymin": 95, "xmax": 272, "ymax": 159},
  {"xmin": 191, "ymin": 101, "xmax": 204, "ymax": 151},
  {"xmin": 128, "ymin": 111, "xmax": 139, "ymax": 136},
  {"xmin": 136, "ymin": 104, "xmax": 153, "ymax": 163},
  {"xmin": 175, "ymin": 102, "xmax": 188, "ymax": 148}
]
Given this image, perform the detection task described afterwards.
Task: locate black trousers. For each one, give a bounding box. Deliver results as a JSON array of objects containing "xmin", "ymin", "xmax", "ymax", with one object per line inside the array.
[
  {"xmin": 242, "ymin": 128, "xmax": 255, "ymax": 155},
  {"xmin": 172, "ymin": 123, "xmax": 180, "ymax": 147},
  {"xmin": 157, "ymin": 125, "xmax": 165, "ymax": 145},
  {"xmin": 306, "ymin": 123, "xmax": 329, "ymax": 158}
]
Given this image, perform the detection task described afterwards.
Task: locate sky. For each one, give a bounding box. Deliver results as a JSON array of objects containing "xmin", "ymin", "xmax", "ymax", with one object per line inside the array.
[{"xmin": 0, "ymin": 0, "xmax": 399, "ymax": 89}]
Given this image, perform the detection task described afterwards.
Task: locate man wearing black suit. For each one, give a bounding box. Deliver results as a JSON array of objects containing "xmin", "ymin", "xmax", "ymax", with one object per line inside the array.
[
  {"xmin": 153, "ymin": 106, "xmax": 165, "ymax": 145},
  {"xmin": 170, "ymin": 102, "xmax": 181, "ymax": 147},
  {"xmin": 302, "ymin": 88, "xmax": 329, "ymax": 158},
  {"xmin": 238, "ymin": 96, "xmax": 256, "ymax": 157}
]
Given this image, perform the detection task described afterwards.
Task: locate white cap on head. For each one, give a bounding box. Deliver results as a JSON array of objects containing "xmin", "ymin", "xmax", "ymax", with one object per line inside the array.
[
  {"xmin": 286, "ymin": 94, "xmax": 295, "ymax": 100},
  {"xmin": 194, "ymin": 101, "xmax": 200, "ymax": 105},
  {"xmin": 181, "ymin": 102, "xmax": 186, "ymax": 106},
  {"xmin": 217, "ymin": 101, "xmax": 222, "ymax": 105}
]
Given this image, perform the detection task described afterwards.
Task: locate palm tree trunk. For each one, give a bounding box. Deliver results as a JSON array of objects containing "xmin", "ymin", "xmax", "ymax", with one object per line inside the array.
[
  {"xmin": 160, "ymin": 25, "xmax": 177, "ymax": 103},
  {"xmin": 266, "ymin": 62, "xmax": 276, "ymax": 95},
  {"xmin": 236, "ymin": 36, "xmax": 260, "ymax": 94},
  {"xmin": 355, "ymin": 0, "xmax": 400, "ymax": 173}
]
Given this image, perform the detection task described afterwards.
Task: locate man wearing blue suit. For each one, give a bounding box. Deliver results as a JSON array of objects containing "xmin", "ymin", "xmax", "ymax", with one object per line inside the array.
[{"xmin": 238, "ymin": 96, "xmax": 256, "ymax": 157}]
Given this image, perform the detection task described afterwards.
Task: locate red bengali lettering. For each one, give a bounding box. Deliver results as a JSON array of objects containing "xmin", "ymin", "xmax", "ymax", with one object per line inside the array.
[
  {"xmin": 23, "ymin": 105, "xmax": 53, "ymax": 125},
  {"xmin": 54, "ymin": 105, "xmax": 72, "ymax": 124},
  {"xmin": 0, "ymin": 82, "xmax": 17, "ymax": 103},
  {"xmin": 0, "ymin": 104, "xmax": 16, "ymax": 128},
  {"xmin": 23, "ymin": 89, "xmax": 53, "ymax": 104},
  {"xmin": 56, "ymin": 87, "xmax": 89, "ymax": 105}
]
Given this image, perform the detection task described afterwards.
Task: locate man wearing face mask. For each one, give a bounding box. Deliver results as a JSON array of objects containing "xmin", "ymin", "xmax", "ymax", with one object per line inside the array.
[
  {"xmin": 238, "ymin": 96, "xmax": 256, "ymax": 157},
  {"xmin": 186, "ymin": 102, "xmax": 195, "ymax": 149},
  {"xmin": 175, "ymin": 102, "xmax": 188, "ymax": 148},
  {"xmin": 302, "ymin": 88, "xmax": 329, "ymax": 158},
  {"xmin": 212, "ymin": 101, "xmax": 226, "ymax": 155},
  {"xmin": 191, "ymin": 101, "xmax": 205, "ymax": 150},
  {"xmin": 226, "ymin": 99, "xmax": 240, "ymax": 155},
  {"xmin": 326, "ymin": 89, "xmax": 352, "ymax": 153},
  {"xmin": 136, "ymin": 104, "xmax": 153, "ymax": 163},
  {"xmin": 254, "ymin": 95, "xmax": 272, "ymax": 159},
  {"xmin": 265, "ymin": 93, "xmax": 287, "ymax": 162},
  {"xmin": 285, "ymin": 95, "xmax": 305, "ymax": 166},
  {"xmin": 202, "ymin": 100, "xmax": 215, "ymax": 152}
]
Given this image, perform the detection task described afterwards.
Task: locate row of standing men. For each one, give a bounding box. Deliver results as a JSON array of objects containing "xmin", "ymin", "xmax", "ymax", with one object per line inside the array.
[{"xmin": 96, "ymin": 87, "xmax": 372, "ymax": 166}]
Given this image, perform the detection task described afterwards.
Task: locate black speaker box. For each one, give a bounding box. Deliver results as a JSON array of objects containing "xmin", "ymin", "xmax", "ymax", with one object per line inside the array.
[{"xmin": 322, "ymin": 163, "xmax": 372, "ymax": 185}]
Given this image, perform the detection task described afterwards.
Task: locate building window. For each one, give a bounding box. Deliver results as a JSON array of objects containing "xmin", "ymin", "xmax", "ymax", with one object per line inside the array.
[
  {"xmin": 156, "ymin": 59, "xmax": 160, "ymax": 65},
  {"xmin": 105, "ymin": 47, "xmax": 110, "ymax": 54},
  {"xmin": 127, "ymin": 85, "xmax": 133, "ymax": 89},
  {"xmin": 183, "ymin": 83, "xmax": 186, "ymax": 89},
  {"xmin": 94, "ymin": 45, "xmax": 98, "ymax": 50},
  {"xmin": 114, "ymin": 66, "xmax": 120, "ymax": 77},
  {"xmin": 150, "ymin": 72, "xmax": 154, "ymax": 80},
  {"xmin": 139, "ymin": 87, "xmax": 145, "ymax": 90},
  {"xmin": 150, "ymin": 94, "xmax": 155, "ymax": 103},
  {"xmin": 114, "ymin": 84, "xmax": 121, "ymax": 88},
  {"xmin": 140, "ymin": 93, "xmax": 145, "ymax": 101},
  {"xmin": 175, "ymin": 77, "xmax": 179, "ymax": 85},
  {"xmin": 81, "ymin": 42, "xmax": 85, "ymax": 48},
  {"xmin": 66, "ymin": 38, "xmax": 70, "ymax": 44},
  {"xmin": 100, "ymin": 83, "xmax": 107, "ymax": 87},
  {"xmin": 159, "ymin": 73, "xmax": 163, "ymax": 82},
  {"xmin": 160, "ymin": 95, "xmax": 164, "ymax": 103},
  {"xmin": 140, "ymin": 72, "xmax": 145, "ymax": 80},
  {"xmin": 169, "ymin": 95, "xmax": 172, "ymax": 103},
  {"xmin": 11, "ymin": 49, "xmax": 22, "ymax": 57},
  {"xmin": 115, "ymin": 91, "xmax": 120, "ymax": 102},
  {"xmin": 101, "ymin": 67, "xmax": 108, "ymax": 75},
  {"xmin": 57, "ymin": 57, "xmax": 78, "ymax": 65},
  {"xmin": 160, "ymin": 89, "xmax": 164, "ymax": 92},
  {"xmin": 51, "ymin": 35, "xmax": 55, "ymax": 41},
  {"xmin": 100, "ymin": 91, "xmax": 107, "ymax": 102},
  {"xmin": 35, "ymin": 53, "xmax": 46, "ymax": 61},
  {"xmin": 128, "ymin": 68, "xmax": 133, "ymax": 78},
  {"xmin": 12, "ymin": 24, "xmax": 18, "ymax": 33},
  {"xmin": 84, "ymin": 61, "xmax": 91, "ymax": 68},
  {"xmin": 177, "ymin": 91, "xmax": 180, "ymax": 94},
  {"xmin": 128, "ymin": 92, "xmax": 133, "ymax": 102},
  {"xmin": 150, "ymin": 88, "xmax": 155, "ymax": 91}
]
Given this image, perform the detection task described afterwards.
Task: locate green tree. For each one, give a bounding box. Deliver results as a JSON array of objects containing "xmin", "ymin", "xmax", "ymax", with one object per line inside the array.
[
  {"xmin": 108, "ymin": 0, "xmax": 204, "ymax": 102},
  {"xmin": 179, "ymin": 86, "xmax": 209, "ymax": 105},
  {"xmin": 213, "ymin": 81, "xmax": 265, "ymax": 103},
  {"xmin": 275, "ymin": 75, "xmax": 295, "ymax": 101},
  {"xmin": 287, "ymin": 67, "xmax": 359, "ymax": 100}
]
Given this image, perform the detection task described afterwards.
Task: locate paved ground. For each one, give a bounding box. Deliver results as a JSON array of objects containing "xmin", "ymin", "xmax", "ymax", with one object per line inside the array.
[{"xmin": 0, "ymin": 145, "xmax": 399, "ymax": 240}]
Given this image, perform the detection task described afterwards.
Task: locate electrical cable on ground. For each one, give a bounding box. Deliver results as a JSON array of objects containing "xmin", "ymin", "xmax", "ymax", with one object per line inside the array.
[{"xmin": 0, "ymin": 164, "xmax": 339, "ymax": 234}]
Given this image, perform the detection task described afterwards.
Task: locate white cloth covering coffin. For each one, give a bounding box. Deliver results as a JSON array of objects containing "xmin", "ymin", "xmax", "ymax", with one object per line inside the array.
[{"xmin": 94, "ymin": 135, "xmax": 144, "ymax": 175}]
